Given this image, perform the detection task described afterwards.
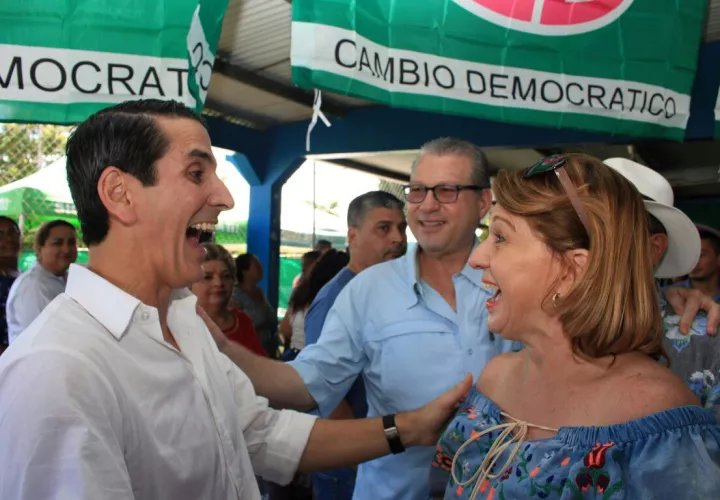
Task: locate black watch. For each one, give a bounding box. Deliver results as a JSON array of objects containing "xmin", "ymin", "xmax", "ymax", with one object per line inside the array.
[{"xmin": 382, "ymin": 414, "xmax": 406, "ymax": 454}]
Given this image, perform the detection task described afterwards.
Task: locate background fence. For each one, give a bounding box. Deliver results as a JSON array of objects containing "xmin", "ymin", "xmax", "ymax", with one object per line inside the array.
[{"xmin": 0, "ymin": 123, "xmax": 77, "ymax": 269}]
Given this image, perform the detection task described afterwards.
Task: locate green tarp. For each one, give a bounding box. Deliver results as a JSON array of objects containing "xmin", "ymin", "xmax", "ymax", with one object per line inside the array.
[
  {"xmin": 0, "ymin": 0, "xmax": 229, "ymax": 123},
  {"xmin": 292, "ymin": 0, "xmax": 708, "ymax": 140}
]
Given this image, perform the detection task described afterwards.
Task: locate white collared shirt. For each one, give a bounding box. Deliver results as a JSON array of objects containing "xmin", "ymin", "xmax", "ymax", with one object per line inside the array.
[
  {"xmin": 6, "ymin": 262, "xmax": 67, "ymax": 343},
  {"xmin": 0, "ymin": 264, "xmax": 316, "ymax": 500}
]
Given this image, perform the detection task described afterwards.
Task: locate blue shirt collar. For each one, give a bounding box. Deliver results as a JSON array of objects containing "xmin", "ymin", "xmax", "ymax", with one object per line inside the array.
[{"xmin": 402, "ymin": 240, "xmax": 484, "ymax": 309}]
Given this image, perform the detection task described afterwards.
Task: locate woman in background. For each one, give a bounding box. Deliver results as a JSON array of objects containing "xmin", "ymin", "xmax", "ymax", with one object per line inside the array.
[
  {"xmin": 232, "ymin": 253, "xmax": 279, "ymax": 358},
  {"xmin": 0, "ymin": 216, "xmax": 20, "ymax": 354},
  {"xmin": 291, "ymin": 250, "xmax": 320, "ymax": 289},
  {"xmin": 280, "ymin": 249, "xmax": 350, "ymax": 361},
  {"xmin": 6, "ymin": 219, "xmax": 76, "ymax": 344},
  {"xmin": 191, "ymin": 243, "xmax": 266, "ymax": 356}
]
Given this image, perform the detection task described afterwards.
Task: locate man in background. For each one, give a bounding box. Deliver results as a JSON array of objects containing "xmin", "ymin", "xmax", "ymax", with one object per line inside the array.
[
  {"xmin": 605, "ymin": 158, "xmax": 720, "ymax": 417},
  {"xmin": 674, "ymin": 225, "xmax": 720, "ymax": 303},
  {"xmin": 304, "ymin": 191, "xmax": 407, "ymax": 500},
  {"xmin": 211, "ymin": 138, "xmax": 519, "ymax": 500}
]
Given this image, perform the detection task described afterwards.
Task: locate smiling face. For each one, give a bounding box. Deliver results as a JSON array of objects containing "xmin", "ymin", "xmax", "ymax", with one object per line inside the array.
[
  {"xmin": 126, "ymin": 117, "xmax": 234, "ymax": 289},
  {"xmin": 37, "ymin": 224, "xmax": 78, "ymax": 276},
  {"xmin": 469, "ymin": 204, "xmax": 564, "ymax": 339},
  {"xmin": 407, "ymin": 153, "xmax": 491, "ymax": 257},
  {"xmin": 190, "ymin": 259, "xmax": 234, "ymax": 313}
]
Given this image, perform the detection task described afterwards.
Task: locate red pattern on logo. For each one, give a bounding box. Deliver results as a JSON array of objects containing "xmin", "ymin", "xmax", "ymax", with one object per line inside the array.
[{"xmin": 469, "ymin": 0, "xmax": 626, "ymax": 26}]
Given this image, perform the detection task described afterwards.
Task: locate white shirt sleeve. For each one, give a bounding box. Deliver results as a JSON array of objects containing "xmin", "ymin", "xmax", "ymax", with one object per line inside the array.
[
  {"xmin": 7, "ymin": 272, "xmax": 63, "ymax": 343},
  {"xmin": 219, "ymin": 352, "xmax": 317, "ymax": 485},
  {"xmin": 0, "ymin": 348, "xmax": 133, "ymax": 499}
]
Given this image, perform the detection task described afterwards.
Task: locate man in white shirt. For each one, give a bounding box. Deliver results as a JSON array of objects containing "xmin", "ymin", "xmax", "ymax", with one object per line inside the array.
[{"xmin": 0, "ymin": 99, "xmax": 471, "ymax": 500}]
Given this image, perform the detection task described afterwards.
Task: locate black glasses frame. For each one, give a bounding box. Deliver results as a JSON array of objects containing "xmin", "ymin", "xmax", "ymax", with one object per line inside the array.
[{"xmin": 403, "ymin": 183, "xmax": 483, "ymax": 204}]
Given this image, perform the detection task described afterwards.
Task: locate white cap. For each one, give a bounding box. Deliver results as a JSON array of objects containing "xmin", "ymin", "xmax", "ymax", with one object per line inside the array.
[{"xmin": 603, "ymin": 158, "xmax": 701, "ymax": 278}]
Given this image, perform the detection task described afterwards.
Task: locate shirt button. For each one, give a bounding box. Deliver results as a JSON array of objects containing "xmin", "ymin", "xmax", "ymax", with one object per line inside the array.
[
  {"xmin": 467, "ymin": 348, "xmax": 473, "ymax": 356},
  {"xmin": 141, "ymin": 310, "xmax": 150, "ymax": 320}
]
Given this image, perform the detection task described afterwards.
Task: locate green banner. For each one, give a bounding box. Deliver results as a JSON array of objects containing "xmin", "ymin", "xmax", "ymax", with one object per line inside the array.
[
  {"xmin": 0, "ymin": 0, "xmax": 229, "ymax": 123},
  {"xmin": 291, "ymin": 0, "xmax": 708, "ymax": 140}
]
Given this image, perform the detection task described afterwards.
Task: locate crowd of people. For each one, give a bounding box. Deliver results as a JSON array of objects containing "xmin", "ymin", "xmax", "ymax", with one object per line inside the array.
[{"xmin": 0, "ymin": 98, "xmax": 719, "ymax": 499}]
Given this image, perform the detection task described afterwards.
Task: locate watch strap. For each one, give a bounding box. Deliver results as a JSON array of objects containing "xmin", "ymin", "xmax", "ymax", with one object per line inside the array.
[{"xmin": 382, "ymin": 414, "xmax": 406, "ymax": 454}]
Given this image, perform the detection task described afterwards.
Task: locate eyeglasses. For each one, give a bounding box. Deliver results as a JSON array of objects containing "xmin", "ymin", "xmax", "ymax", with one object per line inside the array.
[
  {"xmin": 403, "ymin": 183, "xmax": 483, "ymax": 204},
  {"xmin": 523, "ymin": 155, "xmax": 591, "ymax": 234}
]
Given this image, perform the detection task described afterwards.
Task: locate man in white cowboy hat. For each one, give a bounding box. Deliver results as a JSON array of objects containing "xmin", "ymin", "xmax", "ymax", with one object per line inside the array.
[{"xmin": 605, "ymin": 158, "xmax": 720, "ymax": 416}]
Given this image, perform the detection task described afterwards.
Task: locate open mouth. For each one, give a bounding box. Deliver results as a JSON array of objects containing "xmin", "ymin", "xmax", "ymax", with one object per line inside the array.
[
  {"xmin": 186, "ymin": 222, "xmax": 217, "ymax": 246},
  {"xmin": 482, "ymin": 280, "xmax": 502, "ymax": 308}
]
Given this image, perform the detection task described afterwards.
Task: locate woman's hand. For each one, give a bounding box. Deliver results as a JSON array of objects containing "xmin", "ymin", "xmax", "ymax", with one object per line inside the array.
[{"xmin": 197, "ymin": 305, "xmax": 230, "ymax": 351}]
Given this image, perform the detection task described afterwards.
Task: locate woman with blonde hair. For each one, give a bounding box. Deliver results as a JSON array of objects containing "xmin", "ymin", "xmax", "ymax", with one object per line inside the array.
[
  {"xmin": 431, "ymin": 154, "xmax": 720, "ymax": 499},
  {"xmin": 191, "ymin": 243, "xmax": 266, "ymax": 357}
]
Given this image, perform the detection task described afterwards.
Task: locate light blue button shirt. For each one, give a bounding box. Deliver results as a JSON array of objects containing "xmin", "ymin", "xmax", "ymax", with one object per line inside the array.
[{"xmin": 289, "ymin": 244, "xmax": 520, "ymax": 500}]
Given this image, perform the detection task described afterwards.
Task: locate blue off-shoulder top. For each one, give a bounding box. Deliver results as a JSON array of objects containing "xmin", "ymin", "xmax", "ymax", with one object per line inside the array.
[{"xmin": 430, "ymin": 388, "xmax": 720, "ymax": 499}]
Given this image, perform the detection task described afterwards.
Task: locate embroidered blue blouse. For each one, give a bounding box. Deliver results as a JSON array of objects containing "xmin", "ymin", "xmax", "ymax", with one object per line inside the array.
[{"xmin": 430, "ymin": 388, "xmax": 720, "ymax": 499}]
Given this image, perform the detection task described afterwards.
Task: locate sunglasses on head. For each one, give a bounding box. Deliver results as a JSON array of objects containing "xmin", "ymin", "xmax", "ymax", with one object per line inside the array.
[{"xmin": 522, "ymin": 154, "xmax": 591, "ymax": 234}]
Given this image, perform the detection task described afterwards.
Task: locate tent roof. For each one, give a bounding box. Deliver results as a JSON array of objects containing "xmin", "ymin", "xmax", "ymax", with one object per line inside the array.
[{"xmin": 0, "ymin": 158, "xmax": 72, "ymax": 202}]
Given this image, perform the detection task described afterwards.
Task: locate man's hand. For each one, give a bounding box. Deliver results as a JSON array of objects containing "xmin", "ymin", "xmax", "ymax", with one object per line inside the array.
[
  {"xmin": 397, "ymin": 373, "xmax": 473, "ymax": 447},
  {"xmin": 663, "ymin": 287, "xmax": 719, "ymax": 336},
  {"xmin": 197, "ymin": 305, "xmax": 230, "ymax": 351}
]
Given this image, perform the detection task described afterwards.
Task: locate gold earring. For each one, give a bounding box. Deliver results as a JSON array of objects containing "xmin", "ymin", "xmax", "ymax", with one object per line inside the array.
[{"xmin": 552, "ymin": 292, "xmax": 561, "ymax": 307}]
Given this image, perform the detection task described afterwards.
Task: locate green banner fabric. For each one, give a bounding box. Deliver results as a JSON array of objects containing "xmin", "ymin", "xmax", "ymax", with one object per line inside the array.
[
  {"xmin": 0, "ymin": 0, "xmax": 229, "ymax": 124},
  {"xmin": 291, "ymin": 0, "xmax": 708, "ymax": 140}
]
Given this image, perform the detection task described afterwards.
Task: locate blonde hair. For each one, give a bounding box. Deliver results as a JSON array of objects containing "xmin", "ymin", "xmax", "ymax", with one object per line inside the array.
[
  {"xmin": 201, "ymin": 242, "xmax": 236, "ymax": 279},
  {"xmin": 492, "ymin": 154, "xmax": 665, "ymax": 361}
]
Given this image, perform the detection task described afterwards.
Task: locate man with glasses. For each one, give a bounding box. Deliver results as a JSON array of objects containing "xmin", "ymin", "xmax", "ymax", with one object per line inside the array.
[{"xmin": 212, "ymin": 138, "xmax": 519, "ymax": 500}]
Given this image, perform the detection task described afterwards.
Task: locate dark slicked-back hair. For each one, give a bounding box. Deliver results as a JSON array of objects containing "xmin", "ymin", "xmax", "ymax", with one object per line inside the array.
[{"xmin": 65, "ymin": 99, "xmax": 206, "ymax": 246}]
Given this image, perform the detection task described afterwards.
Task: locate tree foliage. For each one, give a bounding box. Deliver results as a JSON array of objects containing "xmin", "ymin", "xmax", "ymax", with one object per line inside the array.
[{"xmin": 0, "ymin": 123, "xmax": 69, "ymax": 187}]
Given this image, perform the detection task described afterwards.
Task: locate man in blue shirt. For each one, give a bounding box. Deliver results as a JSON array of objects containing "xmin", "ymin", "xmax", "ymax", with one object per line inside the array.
[
  {"xmin": 672, "ymin": 225, "xmax": 720, "ymax": 304},
  {"xmin": 304, "ymin": 190, "xmax": 407, "ymax": 500},
  {"xmin": 214, "ymin": 138, "xmax": 520, "ymax": 500}
]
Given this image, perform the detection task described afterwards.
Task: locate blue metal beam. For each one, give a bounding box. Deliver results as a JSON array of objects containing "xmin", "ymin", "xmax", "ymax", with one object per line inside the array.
[
  {"xmin": 206, "ymin": 116, "xmax": 270, "ymax": 170},
  {"xmin": 246, "ymin": 156, "xmax": 306, "ymax": 307}
]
